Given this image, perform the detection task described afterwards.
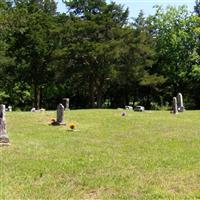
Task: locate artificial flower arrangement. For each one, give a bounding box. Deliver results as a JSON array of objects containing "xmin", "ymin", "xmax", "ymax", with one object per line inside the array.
[
  {"xmin": 50, "ymin": 118, "xmax": 59, "ymax": 125},
  {"xmin": 69, "ymin": 123, "xmax": 76, "ymax": 130}
]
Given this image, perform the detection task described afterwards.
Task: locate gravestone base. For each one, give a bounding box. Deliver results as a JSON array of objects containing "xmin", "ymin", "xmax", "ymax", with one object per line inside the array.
[
  {"xmin": 0, "ymin": 111, "xmax": 10, "ymax": 146},
  {"xmin": 51, "ymin": 121, "xmax": 66, "ymax": 126},
  {"xmin": 56, "ymin": 122, "xmax": 66, "ymax": 126},
  {"xmin": 0, "ymin": 135, "xmax": 10, "ymax": 146},
  {"xmin": 178, "ymin": 106, "xmax": 184, "ymax": 112}
]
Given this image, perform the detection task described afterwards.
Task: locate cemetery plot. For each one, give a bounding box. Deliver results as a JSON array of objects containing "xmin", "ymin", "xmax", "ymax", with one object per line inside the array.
[{"xmin": 1, "ymin": 110, "xmax": 200, "ymax": 199}]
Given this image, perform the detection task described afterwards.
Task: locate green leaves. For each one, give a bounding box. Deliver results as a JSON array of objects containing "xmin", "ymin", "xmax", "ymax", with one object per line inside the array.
[{"xmin": 0, "ymin": 0, "xmax": 200, "ymax": 109}]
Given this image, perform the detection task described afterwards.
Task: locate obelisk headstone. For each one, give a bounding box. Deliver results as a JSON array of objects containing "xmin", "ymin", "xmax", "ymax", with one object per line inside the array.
[
  {"xmin": 177, "ymin": 93, "xmax": 184, "ymax": 112},
  {"xmin": 56, "ymin": 103, "xmax": 65, "ymax": 125},
  {"xmin": 172, "ymin": 97, "xmax": 178, "ymax": 114},
  {"xmin": 0, "ymin": 104, "xmax": 10, "ymax": 146}
]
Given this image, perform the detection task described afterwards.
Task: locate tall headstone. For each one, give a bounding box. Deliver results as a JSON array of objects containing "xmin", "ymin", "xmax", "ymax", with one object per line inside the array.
[
  {"xmin": 0, "ymin": 104, "xmax": 6, "ymax": 119},
  {"xmin": 63, "ymin": 98, "xmax": 70, "ymax": 110},
  {"xmin": 56, "ymin": 103, "xmax": 65, "ymax": 124},
  {"xmin": 0, "ymin": 104, "xmax": 10, "ymax": 145},
  {"xmin": 177, "ymin": 93, "xmax": 184, "ymax": 112},
  {"xmin": 172, "ymin": 97, "xmax": 178, "ymax": 114}
]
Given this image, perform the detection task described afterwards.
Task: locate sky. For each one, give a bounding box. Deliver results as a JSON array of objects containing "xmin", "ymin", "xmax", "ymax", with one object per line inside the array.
[{"xmin": 56, "ymin": 0, "xmax": 196, "ymax": 19}]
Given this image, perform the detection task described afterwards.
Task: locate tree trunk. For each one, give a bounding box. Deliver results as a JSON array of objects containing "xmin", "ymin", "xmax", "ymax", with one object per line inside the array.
[
  {"xmin": 89, "ymin": 78, "xmax": 95, "ymax": 108},
  {"xmin": 97, "ymin": 89, "xmax": 103, "ymax": 108},
  {"xmin": 36, "ymin": 87, "xmax": 41, "ymax": 110},
  {"xmin": 34, "ymin": 84, "xmax": 41, "ymax": 110}
]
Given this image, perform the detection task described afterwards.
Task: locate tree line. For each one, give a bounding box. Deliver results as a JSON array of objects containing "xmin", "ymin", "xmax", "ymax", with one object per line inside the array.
[{"xmin": 0, "ymin": 0, "xmax": 200, "ymax": 110}]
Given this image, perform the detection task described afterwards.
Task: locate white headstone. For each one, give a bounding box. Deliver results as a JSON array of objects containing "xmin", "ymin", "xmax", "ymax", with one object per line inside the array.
[
  {"xmin": 177, "ymin": 93, "xmax": 184, "ymax": 112},
  {"xmin": 8, "ymin": 106, "xmax": 12, "ymax": 112},
  {"xmin": 31, "ymin": 107, "xmax": 36, "ymax": 112},
  {"xmin": 63, "ymin": 98, "xmax": 70, "ymax": 110}
]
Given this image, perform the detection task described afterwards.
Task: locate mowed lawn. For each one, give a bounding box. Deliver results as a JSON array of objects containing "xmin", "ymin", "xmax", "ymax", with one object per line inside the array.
[{"xmin": 1, "ymin": 110, "xmax": 200, "ymax": 200}]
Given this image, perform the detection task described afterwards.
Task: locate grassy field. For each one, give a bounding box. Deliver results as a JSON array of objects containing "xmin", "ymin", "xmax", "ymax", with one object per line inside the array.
[{"xmin": 1, "ymin": 109, "xmax": 200, "ymax": 199}]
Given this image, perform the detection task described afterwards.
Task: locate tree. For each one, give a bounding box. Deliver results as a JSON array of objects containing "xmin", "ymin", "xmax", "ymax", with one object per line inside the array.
[
  {"xmin": 61, "ymin": 0, "xmax": 129, "ymax": 108},
  {"xmin": 0, "ymin": 1, "xmax": 15, "ymax": 104},
  {"xmin": 147, "ymin": 5, "xmax": 196, "ymax": 107},
  {"xmin": 109, "ymin": 10, "xmax": 162, "ymax": 109},
  {"xmin": 188, "ymin": 0, "xmax": 200, "ymax": 108},
  {"xmin": 5, "ymin": 0, "xmax": 59, "ymax": 109}
]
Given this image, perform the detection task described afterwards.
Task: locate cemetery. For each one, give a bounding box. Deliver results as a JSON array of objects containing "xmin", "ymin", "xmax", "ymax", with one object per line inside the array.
[
  {"xmin": 0, "ymin": 0, "xmax": 200, "ymax": 199},
  {"xmin": 1, "ymin": 103, "xmax": 200, "ymax": 199}
]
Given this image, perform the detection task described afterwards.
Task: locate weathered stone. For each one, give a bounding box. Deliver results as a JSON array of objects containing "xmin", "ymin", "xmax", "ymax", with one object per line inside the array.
[
  {"xmin": 8, "ymin": 105, "xmax": 12, "ymax": 112},
  {"xmin": 63, "ymin": 98, "xmax": 70, "ymax": 110},
  {"xmin": 125, "ymin": 106, "xmax": 133, "ymax": 110},
  {"xmin": 0, "ymin": 104, "xmax": 6, "ymax": 119},
  {"xmin": 56, "ymin": 103, "xmax": 65, "ymax": 125},
  {"xmin": 172, "ymin": 97, "xmax": 178, "ymax": 114},
  {"xmin": 0, "ymin": 104, "xmax": 9, "ymax": 145},
  {"xmin": 134, "ymin": 106, "xmax": 145, "ymax": 112},
  {"xmin": 30, "ymin": 107, "xmax": 36, "ymax": 112},
  {"xmin": 177, "ymin": 93, "xmax": 184, "ymax": 112}
]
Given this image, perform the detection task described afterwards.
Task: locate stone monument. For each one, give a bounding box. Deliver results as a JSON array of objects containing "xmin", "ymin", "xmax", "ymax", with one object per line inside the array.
[
  {"xmin": 8, "ymin": 105, "xmax": 12, "ymax": 112},
  {"xmin": 0, "ymin": 104, "xmax": 10, "ymax": 146},
  {"xmin": 172, "ymin": 97, "xmax": 178, "ymax": 114},
  {"xmin": 56, "ymin": 103, "xmax": 65, "ymax": 125},
  {"xmin": 63, "ymin": 98, "xmax": 70, "ymax": 110},
  {"xmin": 177, "ymin": 93, "xmax": 184, "ymax": 112}
]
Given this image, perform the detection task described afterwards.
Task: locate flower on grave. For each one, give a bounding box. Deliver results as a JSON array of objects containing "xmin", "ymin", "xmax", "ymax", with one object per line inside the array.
[
  {"xmin": 69, "ymin": 123, "xmax": 75, "ymax": 130},
  {"xmin": 51, "ymin": 119, "xmax": 56, "ymax": 125},
  {"xmin": 121, "ymin": 112, "xmax": 126, "ymax": 116}
]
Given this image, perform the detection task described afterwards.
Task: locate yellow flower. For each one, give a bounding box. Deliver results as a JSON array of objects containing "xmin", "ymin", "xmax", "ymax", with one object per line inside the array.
[{"xmin": 69, "ymin": 123, "xmax": 75, "ymax": 130}]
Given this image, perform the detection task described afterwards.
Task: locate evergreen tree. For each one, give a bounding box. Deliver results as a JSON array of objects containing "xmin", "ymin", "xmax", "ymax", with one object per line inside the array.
[{"xmin": 5, "ymin": 0, "xmax": 58, "ymax": 109}]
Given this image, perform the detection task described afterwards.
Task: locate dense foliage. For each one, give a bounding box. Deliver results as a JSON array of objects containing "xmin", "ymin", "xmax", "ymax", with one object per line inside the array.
[{"xmin": 0, "ymin": 0, "xmax": 199, "ymax": 110}]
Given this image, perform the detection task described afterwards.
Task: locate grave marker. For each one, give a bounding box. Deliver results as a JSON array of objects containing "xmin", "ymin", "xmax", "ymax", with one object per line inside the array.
[
  {"xmin": 63, "ymin": 98, "xmax": 70, "ymax": 110},
  {"xmin": 177, "ymin": 93, "xmax": 184, "ymax": 112},
  {"xmin": 0, "ymin": 104, "xmax": 10, "ymax": 146},
  {"xmin": 56, "ymin": 103, "xmax": 65, "ymax": 125},
  {"xmin": 172, "ymin": 97, "xmax": 178, "ymax": 114}
]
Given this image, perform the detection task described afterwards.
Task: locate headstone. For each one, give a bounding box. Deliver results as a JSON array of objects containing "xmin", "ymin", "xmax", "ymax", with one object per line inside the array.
[
  {"xmin": 177, "ymin": 93, "xmax": 184, "ymax": 112},
  {"xmin": 0, "ymin": 104, "xmax": 10, "ymax": 146},
  {"xmin": 134, "ymin": 106, "xmax": 145, "ymax": 112},
  {"xmin": 56, "ymin": 103, "xmax": 65, "ymax": 124},
  {"xmin": 63, "ymin": 98, "xmax": 70, "ymax": 110},
  {"xmin": 125, "ymin": 106, "xmax": 133, "ymax": 110},
  {"xmin": 172, "ymin": 97, "xmax": 178, "ymax": 114},
  {"xmin": 31, "ymin": 107, "xmax": 36, "ymax": 112},
  {"xmin": 0, "ymin": 104, "xmax": 6, "ymax": 120},
  {"xmin": 8, "ymin": 106, "xmax": 12, "ymax": 112}
]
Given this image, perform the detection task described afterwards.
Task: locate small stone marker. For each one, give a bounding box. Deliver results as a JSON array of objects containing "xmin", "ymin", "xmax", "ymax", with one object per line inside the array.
[
  {"xmin": 8, "ymin": 106, "xmax": 12, "ymax": 112},
  {"xmin": 172, "ymin": 97, "xmax": 178, "ymax": 114},
  {"xmin": 0, "ymin": 104, "xmax": 10, "ymax": 146},
  {"xmin": 56, "ymin": 103, "xmax": 65, "ymax": 125},
  {"xmin": 31, "ymin": 107, "xmax": 36, "ymax": 112},
  {"xmin": 177, "ymin": 93, "xmax": 184, "ymax": 112},
  {"xmin": 134, "ymin": 106, "xmax": 145, "ymax": 112},
  {"xmin": 63, "ymin": 98, "xmax": 70, "ymax": 110},
  {"xmin": 125, "ymin": 106, "xmax": 133, "ymax": 110}
]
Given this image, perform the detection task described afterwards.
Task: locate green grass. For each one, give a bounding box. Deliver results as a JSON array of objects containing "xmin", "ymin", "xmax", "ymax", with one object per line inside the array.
[{"xmin": 1, "ymin": 109, "xmax": 200, "ymax": 199}]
